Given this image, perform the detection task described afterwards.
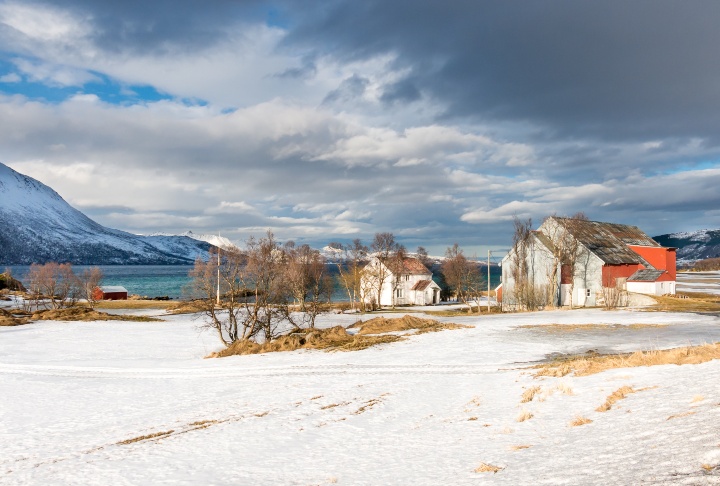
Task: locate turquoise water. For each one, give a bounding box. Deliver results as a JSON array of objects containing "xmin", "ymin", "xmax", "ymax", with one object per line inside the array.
[
  {"xmin": 7, "ymin": 264, "xmax": 502, "ymax": 301},
  {"xmin": 8, "ymin": 265, "xmax": 194, "ymax": 299}
]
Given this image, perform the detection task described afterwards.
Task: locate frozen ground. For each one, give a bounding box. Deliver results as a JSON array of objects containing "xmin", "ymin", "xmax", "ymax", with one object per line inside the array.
[{"xmin": 2, "ymin": 307, "xmax": 720, "ymax": 485}]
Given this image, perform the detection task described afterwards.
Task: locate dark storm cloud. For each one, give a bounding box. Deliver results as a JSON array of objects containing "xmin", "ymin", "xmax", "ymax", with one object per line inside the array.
[{"xmin": 285, "ymin": 0, "xmax": 720, "ymax": 142}]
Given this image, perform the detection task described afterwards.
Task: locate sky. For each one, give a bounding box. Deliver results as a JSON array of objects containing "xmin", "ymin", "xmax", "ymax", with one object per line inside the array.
[{"xmin": 1, "ymin": 1, "xmax": 720, "ymax": 255}]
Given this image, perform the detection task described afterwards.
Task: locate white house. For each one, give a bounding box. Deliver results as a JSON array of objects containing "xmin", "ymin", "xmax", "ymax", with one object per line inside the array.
[
  {"xmin": 501, "ymin": 217, "xmax": 676, "ymax": 310},
  {"xmin": 362, "ymin": 256, "xmax": 441, "ymax": 307}
]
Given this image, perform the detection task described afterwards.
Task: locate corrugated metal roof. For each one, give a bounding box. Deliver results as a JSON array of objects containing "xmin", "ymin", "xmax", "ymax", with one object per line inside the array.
[
  {"xmin": 628, "ymin": 269, "xmax": 664, "ymax": 282},
  {"xmin": 549, "ymin": 218, "xmax": 658, "ymax": 265}
]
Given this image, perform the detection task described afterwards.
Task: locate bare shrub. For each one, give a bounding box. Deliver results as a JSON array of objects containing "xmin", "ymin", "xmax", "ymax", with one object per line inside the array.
[{"xmin": 516, "ymin": 408, "xmax": 534, "ymax": 422}]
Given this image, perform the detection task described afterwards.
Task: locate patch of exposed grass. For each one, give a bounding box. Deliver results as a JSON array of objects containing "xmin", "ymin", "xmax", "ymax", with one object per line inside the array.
[
  {"xmin": 475, "ymin": 462, "xmax": 503, "ymax": 473},
  {"xmin": 554, "ymin": 382, "xmax": 574, "ymax": 395},
  {"xmin": 425, "ymin": 306, "xmax": 502, "ymax": 317},
  {"xmin": 570, "ymin": 416, "xmax": 593, "ymax": 426},
  {"xmin": 211, "ymin": 326, "xmax": 403, "ymax": 357},
  {"xmin": 516, "ymin": 323, "xmax": 668, "ymax": 334},
  {"xmin": 166, "ymin": 300, "xmax": 208, "ymax": 314},
  {"xmin": 650, "ymin": 293, "xmax": 720, "ymax": 313},
  {"xmin": 597, "ymin": 386, "xmax": 636, "ymax": 412},
  {"xmin": 692, "ymin": 395, "xmax": 705, "ymax": 403},
  {"xmin": 31, "ymin": 307, "xmax": 163, "ymax": 322},
  {"xmin": 516, "ymin": 408, "xmax": 534, "ymax": 422},
  {"xmin": 116, "ymin": 430, "xmax": 175, "ymax": 445},
  {"xmin": 95, "ymin": 299, "xmax": 176, "ymax": 310},
  {"xmin": 666, "ymin": 411, "xmax": 696, "ymax": 421},
  {"xmin": 511, "ymin": 445, "xmax": 531, "ymax": 451},
  {"xmin": 350, "ymin": 315, "xmax": 470, "ymax": 334},
  {"xmin": 534, "ymin": 343, "xmax": 720, "ymax": 377},
  {"xmin": 0, "ymin": 308, "xmax": 28, "ymax": 326},
  {"xmin": 520, "ymin": 386, "xmax": 542, "ymax": 403}
]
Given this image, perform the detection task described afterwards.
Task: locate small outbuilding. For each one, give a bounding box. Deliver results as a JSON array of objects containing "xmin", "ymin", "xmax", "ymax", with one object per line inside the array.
[{"xmin": 92, "ymin": 285, "xmax": 128, "ymax": 301}]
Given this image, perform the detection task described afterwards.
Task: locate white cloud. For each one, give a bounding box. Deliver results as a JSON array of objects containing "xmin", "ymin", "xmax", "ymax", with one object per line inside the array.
[{"xmin": 0, "ymin": 72, "xmax": 21, "ymax": 83}]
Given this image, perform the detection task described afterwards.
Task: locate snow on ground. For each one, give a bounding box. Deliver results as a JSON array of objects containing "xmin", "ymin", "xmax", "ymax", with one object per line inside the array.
[
  {"xmin": 2, "ymin": 308, "xmax": 720, "ymax": 485},
  {"xmin": 678, "ymin": 272, "xmax": 720, "ymax": 295}
]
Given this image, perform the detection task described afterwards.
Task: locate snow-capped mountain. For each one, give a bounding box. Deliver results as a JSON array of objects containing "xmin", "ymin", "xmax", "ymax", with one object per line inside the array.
[
  {"xmin": 0, "ymin": 162, "xmax": 214, "ymax": 265},
  {"xmin": 653, "ymin": 229, "xmax": 720, "ymax": 262},
  {"xmin": 149, "ymin": 231, "xmax": 237, "ymax": 249}
]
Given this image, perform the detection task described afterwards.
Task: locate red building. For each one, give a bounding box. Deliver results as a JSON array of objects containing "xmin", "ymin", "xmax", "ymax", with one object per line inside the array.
[{"xmin": 92, "ymin": 286, "xmax": 128, "ymax": 301}]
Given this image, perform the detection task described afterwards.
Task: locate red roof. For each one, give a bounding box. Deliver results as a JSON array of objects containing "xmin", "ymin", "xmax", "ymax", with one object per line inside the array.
[{"xmin": 411, "ymin": 280, "xmax": 433, "ymax": 291}]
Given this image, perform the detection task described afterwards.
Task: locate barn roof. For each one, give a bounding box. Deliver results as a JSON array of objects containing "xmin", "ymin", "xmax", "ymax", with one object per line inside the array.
[
  {"xmin": 549, "ymin": 218, "xmax": 659, "ymax": 265},
  {"xmin": 99, "ymin": 286, "xmax": 128, "ymax": 293},
  {"xmin": 628, "ymin": 269, "xmax": 664, "ymax": 282}
]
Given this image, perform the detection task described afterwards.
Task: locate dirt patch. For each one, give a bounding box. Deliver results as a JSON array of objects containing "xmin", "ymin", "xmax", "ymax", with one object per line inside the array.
[
  {"xmin": 534, "ymin": 343, "xmax": 720, "ymax": 377},
  {"xmin": 350, "ymin": 315, "xmax": 470, "ymax": 335},
  {"xmin": 31, "ymin": 307, "xmax": 163, "ymax": 322}
]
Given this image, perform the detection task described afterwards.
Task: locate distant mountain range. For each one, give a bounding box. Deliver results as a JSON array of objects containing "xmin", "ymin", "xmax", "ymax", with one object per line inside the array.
[
  {"xmin": 0, "ymin": 162, "xmax": 215, "ymax": 265},
  {"xmin": 653, "ymin": 229, "xmax": 720, "ymax": 262}
]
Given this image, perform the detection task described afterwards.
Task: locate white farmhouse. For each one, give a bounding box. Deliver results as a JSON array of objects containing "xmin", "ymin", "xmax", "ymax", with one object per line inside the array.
[{"xmin": 362, "ymin": 256, "xmax": 441, "ymax": 307}]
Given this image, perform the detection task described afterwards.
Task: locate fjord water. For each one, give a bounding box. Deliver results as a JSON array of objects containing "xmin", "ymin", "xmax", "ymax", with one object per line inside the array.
[{"xmin": 9, "ymin": 265, "xmax": 194, "ymax": 299}]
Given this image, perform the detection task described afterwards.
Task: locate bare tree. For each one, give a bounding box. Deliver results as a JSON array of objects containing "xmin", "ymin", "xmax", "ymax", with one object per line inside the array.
[
  {"xmin": 78, "ymin": 267, "xmax": 104, "ymax": 309},
  {"xmin": 336, "ymin": 239, "xmax": 368, "ymax": 312},
  {"xmin": 26, "ymin": 262, "xmax": 81, "ymax": 310},
  {"xmin": 540, "ymin": 213, "xmax": 588, "ymax": 308},
  {"xmin": 285, "ymin": 243, "xmax": 328, "ymax": 328},
  {"xmin": 507, "ymin": 217, "xmax": 548, "ymax": 311},
  {"xmin": 600, "ymin": 275, "xmax": 628, "ymax": 309},
  {"xmin": 441, "ymin": 243, "xmax": 483, "ymax": 313},
  {"xmin": 415, "ymin": 246, "xmax": 433, "ymax": 270},
  {"xmin": 366, "ymin": 232, "xmax": 403, "ymax": 309}
]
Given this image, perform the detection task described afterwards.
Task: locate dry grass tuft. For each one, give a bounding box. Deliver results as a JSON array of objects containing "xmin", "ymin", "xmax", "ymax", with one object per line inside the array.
[
  {"xmin": 31, "ymin": 307, "xmax": 163, "ymax": 322},
  {"xmin": 702, "ymin": 464, "xmax": 718, "ymax": 472},
  {"xmin": 474, "ymin": 462, "xmax": 503, "ymax": 473},
  {"xmin": 116, "ymin": 430, "xmax": 175, "ymax": 445},
  {"xmin": 213, "ymin": 326, "xmax": 403, "ymax": 357},
  {"xmin": 511, "ymin": 445, "xmax": 531, "ymax": 451},
  {"xmin": 351, "ymin": 315, "xmax": 470, "ymax": 335},
  {"xmin": 166, "ymin": 300, "xmax": 208, "ymax": 314},
  {"xmin": 534, "ymin": 343, "xmax": 720, "ymax": 377},
  {"xmin": 597, "ymin": 386, "xmax": 636, "ymax": 412},
  {"xmin": 554, "ymin": 382, "xmax": 574, "ymax": 395},
  {"xmin": 692, "ymin": 395, "xmax": 705, "ymax": 403},
  {"xmin": 354, "ymin": 398, "xmax": 382, "ymax": 415},
  {"xmin": 521, "ymin": 386, "xmax": 542, "ymax": 403},
  {"xmin": 0, "ymin": 308, "xmax": 28, "ymax": 326},
  {"xmin": 666, "ymin": 411, "xmax": 696, "ymax": 421},
  {"xmin": 516, "ymin": 409, "xmax": 534, "ymax": 422},
  {"xmin": 570, "ymin": 416, "xmax": 593, "ymax": 426}
]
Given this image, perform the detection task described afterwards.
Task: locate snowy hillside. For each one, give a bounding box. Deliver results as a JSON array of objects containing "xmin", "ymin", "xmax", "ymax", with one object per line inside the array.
[
  {"xmin": 0, "ymin": 162, "xmax": 214, "ymax": 265},
  {"xmin": 149, "ymin": 231, "xmax": 237, "ymax": 250},
  {"xmin": 654, "ymin": 229, "xmax": 720, "ymax": 262}
]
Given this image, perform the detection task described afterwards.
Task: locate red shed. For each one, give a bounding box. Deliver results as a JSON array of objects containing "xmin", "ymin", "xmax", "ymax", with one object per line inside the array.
[{"xmin": 93, "ymin": 285, "xmax": 128, "ymax": 301}]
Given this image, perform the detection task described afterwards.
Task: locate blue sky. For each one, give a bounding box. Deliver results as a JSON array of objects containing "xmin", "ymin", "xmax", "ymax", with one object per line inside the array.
[{"xmin": 2, "ymin": 1, "xmax": 720, "ymax": 255}]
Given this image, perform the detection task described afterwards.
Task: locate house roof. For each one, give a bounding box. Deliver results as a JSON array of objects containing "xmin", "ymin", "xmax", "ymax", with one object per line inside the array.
[
  {"xmin": 628, "ymin": 269, "xmax": 664, "ymax": 282},
  {"xmin": 99, "ymin": 285, "xmax": 127, "ymax": 293},
  {"xmin": 548, "ymin": 218, "xmax": 658, "ymax": 266},
  {"xmin": 378, "ymin": 256, "xmax": 430, "ymax": 275},
  {"xmin": 411, "ymin": 280, "xmax": 432, "ymax": 291}
]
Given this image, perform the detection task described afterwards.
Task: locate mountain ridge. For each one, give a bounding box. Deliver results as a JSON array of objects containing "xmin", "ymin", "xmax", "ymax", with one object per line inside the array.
[{"xmin": 0, "ymin": 162, "xmax": 214, "ymax": 265}]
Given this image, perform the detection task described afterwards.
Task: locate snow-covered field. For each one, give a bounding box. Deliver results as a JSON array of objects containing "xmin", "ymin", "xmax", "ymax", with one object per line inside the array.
[
  {"xmin": 2, "ymin": 308, "xmax": 720, "ymax": 485},
  {"xmin": 678, "ymin": 272, "xmax": 720, "ymax": 295}
]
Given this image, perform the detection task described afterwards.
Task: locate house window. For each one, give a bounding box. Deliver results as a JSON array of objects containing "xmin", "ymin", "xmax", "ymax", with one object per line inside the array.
[
  {"xmin": 396, "ymin": 288, "xmax": 404, "ymax": 298},
  {"xmin": 585, "ymin": 289, "xmax": 591, "ymax": 297},
  {"xmin": 404, "ymin": 275, "xmax": 410, "ymax": 281}
]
